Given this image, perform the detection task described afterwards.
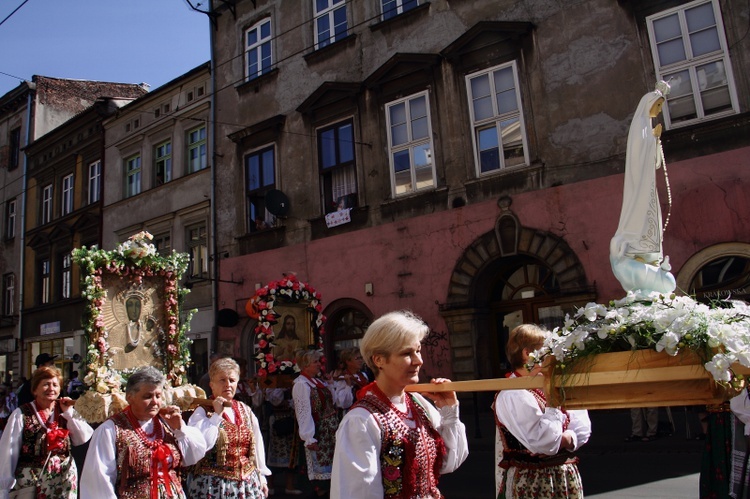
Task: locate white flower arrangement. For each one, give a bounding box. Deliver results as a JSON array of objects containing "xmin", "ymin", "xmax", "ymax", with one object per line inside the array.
[{"xmin": 529, "ymin": 290, "xmax": 750, "ymax": 387}]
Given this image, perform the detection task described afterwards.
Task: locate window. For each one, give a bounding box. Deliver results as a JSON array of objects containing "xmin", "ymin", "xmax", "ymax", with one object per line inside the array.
[
  {"xmin": 245, "ymin": 18, "xmax": 273, "ymax": 81},
  {"xmin": 125, "ymin": 155, "xmax": 141, "ymax": 197},
  {"xmin": 386, "ymin": 91, "xmax": 436, "ymax": 196},
  {"xmin": 40, "ymin": 259, "xmax": 51, "ymax": 305},
  {"xmin": 2, "ymin": 274, "xmax": 14, "ymax": 317},
  {"xmin": 88, "ymin": 160, "xmax": 101, "ymax": 204},
  {"xmin": 61, "ymin": 173, "xmax": 74, "ymax": 216},
  {"xmin": 8, "ymin": 128, "xmax": 20, "ymax": 171},
  {"xmin": 153, "ymin": 232, "xmax": 172, "ymax": 256},
  {"xmin": 187, "ymin": 224, "xmax": 208, "ymax": 279},
  {"xmin": 245, "ymin": 146, "xmax": 276, "ymax": 232},
  {"xmin": 318, "ymin": 119, "xmax": 357, "ymax": 214},
  {"xmin": 187, "ymin": 126, "xmax": 207, "ymax": 173},
  {"xmin": 155, "ymin": 141, "xmax": 172, "ymax": 185},
  {"xmin": 60, "ymin": 253, "xmax": 71, "ymax": 299},
  {"xmin": 314, "ymin": 0, "xmax": 348, "ymax": 49},
  {"xmin": 466, "ymin": 61, "xmax": 528, "ymax": 175},
  {"xmin": 41, "ymin": 184, "xmax": 53, "ymax": 224},
  {"xmin": 646, "ymin": 0, "xmax": 738, "ymax": 127},
  {"xmin": 4, "ymin": 199, "xmax": 15, "ymax": 240},
  {"xmin": 381, "ymin": 0, "xmax": 419, "ymax": 21}
]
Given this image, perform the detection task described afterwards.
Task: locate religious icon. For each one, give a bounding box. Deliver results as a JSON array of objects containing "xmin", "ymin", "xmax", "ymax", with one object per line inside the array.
[{"xmin": 272, "ymin": 306, "xmax": 313, "ymax": 362}]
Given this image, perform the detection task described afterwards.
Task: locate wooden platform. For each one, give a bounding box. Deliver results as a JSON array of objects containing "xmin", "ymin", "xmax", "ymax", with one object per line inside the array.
[{"xmin": 405, "ymin": 349, "xmax": 749, "ymax": 409}]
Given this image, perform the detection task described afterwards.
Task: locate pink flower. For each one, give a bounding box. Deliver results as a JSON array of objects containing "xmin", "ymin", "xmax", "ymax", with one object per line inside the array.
[
  {"xmin": 167, "ymin": 344, "xmax": 178, "ymax": 355},
  {"xmin": 258, "ymin": 339, "xmax": 268, "ymax": 349},
  {"xmin": 383, "ymin": 466, "xmax": 401, "ymax": 481},
  {"xmin": 268, "ymin": 363, "xmax": 277, "ymax": 373},
  {"xmin": 265, "ymin": 353, "xmax": 274, "ymax": 362}
]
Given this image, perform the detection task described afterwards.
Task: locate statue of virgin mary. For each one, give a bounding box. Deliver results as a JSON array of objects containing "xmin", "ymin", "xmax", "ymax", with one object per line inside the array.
[{"xmin": 609, "ymin": 80, "xmax": 676, "ymax": 295}]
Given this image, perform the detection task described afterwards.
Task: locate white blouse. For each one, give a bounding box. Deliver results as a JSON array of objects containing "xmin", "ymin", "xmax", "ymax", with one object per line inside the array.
[
  {"xmin": 188, "ymin": 404, "xmax": 271, "ymax": 483},
  {"xmin": 79, "ymin": 416, "xmax": 207, "ymax": 499},
  {"xmin": 0, "ymin": 402, "xmax": 94, "ymax": 498},
  {"xmin": 291, "ymin": 376, "xmax": 353, "ymax": 446},
  {"xmin": 730, "ymin": 391, "xmax": 750, "ymax": 435},
  {"xmin": 330, "ymin": 393, "xmax": 469, "ymax": 499}
]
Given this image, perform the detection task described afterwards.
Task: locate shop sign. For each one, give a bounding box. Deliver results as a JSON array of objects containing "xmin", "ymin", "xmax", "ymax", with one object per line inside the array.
[{"xmin": 40, "ymin": 321, "xmax": 61, "ymax": 335}]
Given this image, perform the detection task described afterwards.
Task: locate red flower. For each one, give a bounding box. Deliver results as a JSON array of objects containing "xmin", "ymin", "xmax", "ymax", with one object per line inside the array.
[
  {"xmin": 257, "ymin": 368, "xmax": 267, "ymax": 376},
  {"xmin": 258, "ymin": 339, "xmax": 268, "ymax": 348},
  {"xmin": 383, "ymin": 466, "xmax": 401, "ymax": 481}
]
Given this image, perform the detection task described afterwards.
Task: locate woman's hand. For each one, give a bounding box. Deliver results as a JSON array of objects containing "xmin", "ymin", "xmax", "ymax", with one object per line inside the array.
[
  {"xmin": 421, "ymin": 378, "xmax": 458, "ymax": 409},
  {"xmin": 213, "ymin": 396, "xmax": 227, "ymax": 415},
  {"xmin": 159, "ymin": 406, "xmax": 184, "ymax": 430},
  {"xmin": 58, "ymin": 397, "xmax": 75, "ymax": 412}
]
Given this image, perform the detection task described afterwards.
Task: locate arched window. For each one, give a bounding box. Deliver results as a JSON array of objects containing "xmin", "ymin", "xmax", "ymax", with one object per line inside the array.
[{"xmin": 324, "ymin": 301, "xmax": 372, "ymax": 369}]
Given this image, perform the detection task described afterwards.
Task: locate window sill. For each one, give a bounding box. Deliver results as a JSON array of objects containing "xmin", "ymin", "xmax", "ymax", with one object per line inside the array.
[
  {"xmin": 380, "ymin": 187, "xmax": 449, "ymax": 221},
  {"xmin": 237, "ymin": 225, "xmax": 286, "ymax": 255},
  {"xmin": 235, "ymin": 68, "xmax": 280, "ymax": 95},
  {"xmin": 662, "ymin": 111, "xmax": 750, "ymax": 162},
  {"xmin": 370, "ymin": 2, "xmax": 430, "ymax": 32},
  {"xmin": 309, "ymin": 205, "xmax": 370, "ymax": 240},
  {"xmin": 304, "ymin": 34, "xmax": 357, "ymax": 67}
]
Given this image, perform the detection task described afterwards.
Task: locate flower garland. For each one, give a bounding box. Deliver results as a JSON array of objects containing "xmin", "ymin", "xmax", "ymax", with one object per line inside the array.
[
  {"xmin": 528, "ymin": 290, "xmax": 750, "ymax": 388},
  {"xmin": 252, "ymin": 274, "xmax": 325, "ymax": 376},
  {"xmin": 71, "ymin": 231, "xmax": 194, "ymax": 395}
]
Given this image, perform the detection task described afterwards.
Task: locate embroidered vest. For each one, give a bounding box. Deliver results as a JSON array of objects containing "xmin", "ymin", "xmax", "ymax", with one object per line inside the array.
[
  {"xmin": 493, "ymin": 390, "xmax": 578, "ymax": 470},
  {"xmin": 193, "ymin": 401, "xmax": 258, "ymax": 481},
  {"xmin": 17, "ymin": 403, "xmax": 71, "ymax": 472},
  {"xmin": 354, "ymin": 392, "xmax": 445, "ymax": 499},
  {"xmin": 112, "ymin": 411, "xmax": 183, "ymax": 499},
  {"xmin": 306, "ymin": 378, "xmax": 339, "ymax": 468}
]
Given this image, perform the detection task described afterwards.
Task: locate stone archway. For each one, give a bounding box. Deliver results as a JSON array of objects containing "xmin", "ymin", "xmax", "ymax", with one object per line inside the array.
[{"xmin": 439, "ymin": 197, "xmax": 591, "ymax": 382}]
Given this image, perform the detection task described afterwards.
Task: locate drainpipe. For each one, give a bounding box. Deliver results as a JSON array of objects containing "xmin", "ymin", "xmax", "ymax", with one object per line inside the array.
[
  {"xmin": 209, "ymin": 3, "xmax": 219, "ymax": 355},
  {"xmin": 18, "ymin": 83, "xmax": 35, "ymax": 377}
]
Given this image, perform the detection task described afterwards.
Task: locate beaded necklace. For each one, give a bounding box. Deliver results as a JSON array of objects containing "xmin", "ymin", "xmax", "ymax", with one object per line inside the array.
[{"xmin": 124, "ymin": 406, "xmax": 175, "ymax": 498}]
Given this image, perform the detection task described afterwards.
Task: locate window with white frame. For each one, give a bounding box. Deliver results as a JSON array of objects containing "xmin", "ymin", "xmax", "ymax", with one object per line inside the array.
[
  {"xmin": 155, "ymin": 141, "xmax": 172, "ymax": 185},
  {"xmin": 386, "ymin": 91, "xmax": 436, "ymax": 196},
  {"xmin": 60, "ymin": 252, "xmax": 71, "ymax": 299},
  {"xmin": 61, "ymin": 173, "xmax": 74, "ymax": 216},
  {"xmin": 88, "ymin": 160, "xmax": 101, "ymax": 204},
  {"xmin": 246, "ymin": 18, "xmax": 273, "ymax": 81},
  {"xmin": 40, "ymin": 259, "xmax": 51, "ymax": 305},
  {"xmin": 125, "ymin": 155, "xmax": 142, "ymax": 198},
  {"xmin": 245, "ymin": 146, "xmax": 276, "ymax": 232},
  {"xmin": 466, "ymin": 61, "xmax": 528, "ymax": 175},
  {"xmin": 381, "ymin": 0, "xmax": 419, "ymax": 21},
  {"xmin": 2, "ymin": 274, "xmax": 14, "ymax": 317},
  {"xmin": 41, "ymin": 184, "xmax": 53, "ymax": 224},
  {"xmin": 187, "ymin": 224, "xmax": 208, "ymax": 279},
  {"xmin": 646, "ymin": 0, "xmax": 738, "ymax": 128},
  {"xmin": 314, "ymin": 0, "xmax": 348, "ymax": 49},
  {"xmin": 187, "ymin": 126, "xmax": 207, "ymax": 173},
  {"xmin": 4, "ymin": 199, "xmax": 15, "ymax": 240},
  {"xmin": 318, "ymin": 119, "xmax": 357, "ymax": 214}
]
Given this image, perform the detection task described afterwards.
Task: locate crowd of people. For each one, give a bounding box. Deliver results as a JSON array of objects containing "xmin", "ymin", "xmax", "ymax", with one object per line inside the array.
[{"xmin": 15, "ymin": 312, "xmax": 750, "ymax": 498}]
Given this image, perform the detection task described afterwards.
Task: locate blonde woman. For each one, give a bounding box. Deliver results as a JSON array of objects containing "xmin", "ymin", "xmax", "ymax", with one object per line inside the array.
[
  {"xmin": 188, "ymin": 357, "xmax": 271, "ymax": 498},
  {"xmin": 331, "ymin": 310, "xmax": 469, "ymax": 499}
]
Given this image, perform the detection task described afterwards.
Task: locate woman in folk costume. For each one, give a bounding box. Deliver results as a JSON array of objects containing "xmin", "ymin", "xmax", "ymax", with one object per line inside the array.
[
  {"xmin": 330, "ymin": 310, "xmax": 469, "ymax": 499},
  {"xmin": 332, "ymin": 347, "xmax": 370, "ymax": 408},
  {"xmin": 493, "ymin": 324, "xmax": 591, "ymax": 499},
  {"xmin": 292, "ymin": 349, "xmax": 353, "ymax": 498},
  {"xmin": 79, "ymin": 366, "xmax": 207, "ymax": 498},
  {"xmin": 0, "ymin": 366, "xmax": 93, "ymax": 499},
  {"xmin": 187, "ymin": 357, "xmax": 271, "ymax": 498}
]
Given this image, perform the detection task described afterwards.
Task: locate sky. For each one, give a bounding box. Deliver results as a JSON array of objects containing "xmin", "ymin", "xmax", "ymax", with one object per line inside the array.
[{"xmin": 0, "ymin": 0, "xmax": 211, "ymax": 97}]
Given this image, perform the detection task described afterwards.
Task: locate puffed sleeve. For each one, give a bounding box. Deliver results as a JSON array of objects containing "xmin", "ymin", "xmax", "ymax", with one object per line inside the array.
[
  {"xmin": 61, "ymin": 406, "xmax": 94, "ymax": 446},
  {"xmin": 495, "ymin": 390, "xmax": 568, "ymax": 455},
  {"xmin": 566, "ymin": 409, "xmax": 592, "ymax": 451},
  {"xmin": 0, "ymin": 408, "xmax": 23, "ymax": 497},
  {"xmin": 412, "ymin": 393, "xmax": 469, "ymax": 474},
  {"xmin": 79, "ymin": 419, "xmax": 119, "ymax": 499},
  {"xmin": 292, "ymin": 380, "xmax": 316, "ymax": 446},
  {"xmin": 172, "ymin": 422, "xmax": 208, "ymax": 466},
  {"xmin": 188, "ymin": 406, "xmax": 222, "ymax": 450},
  {"xmin": 329, "ymin": 380, "xmax": 354, "ymax": 409},
  {"xmin": 248, "ymin": 406, "xmax": 271, "ymax": 483},
  {"xmin": 330, "ymin": 407, "xmax": 383, "ymax": 499}
]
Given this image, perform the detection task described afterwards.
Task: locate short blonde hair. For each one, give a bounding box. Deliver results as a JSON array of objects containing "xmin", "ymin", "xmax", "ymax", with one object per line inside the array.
[
  {"xmin": 295, "ymin": 349, "xmax": 322, "ymax": 370},
  {"xmin": 360, "ymin": 310, "xmax": 428, "ymax": 377},
  {"xmin": 209, "ymin": 357, "xmax": 240, "ymax": 381},
  {"xmin": 506, "ymin": 324, "xmax": 548, "ymax": 370}
]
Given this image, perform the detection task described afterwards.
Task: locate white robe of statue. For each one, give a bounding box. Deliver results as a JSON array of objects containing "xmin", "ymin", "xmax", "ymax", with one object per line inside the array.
[{"xmin": 609, "ymin": 81, "xmax": 676, "ymax": 295}]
